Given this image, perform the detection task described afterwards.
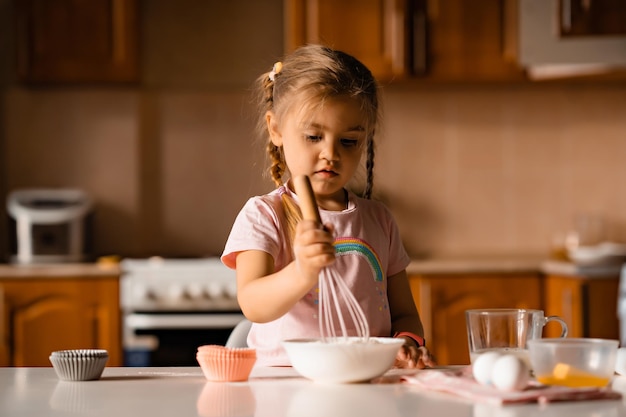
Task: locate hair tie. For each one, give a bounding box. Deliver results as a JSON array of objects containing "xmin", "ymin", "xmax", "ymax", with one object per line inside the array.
[{"xmin": 269, "ymin": 61, "xmax": 283, "ymax": 81}]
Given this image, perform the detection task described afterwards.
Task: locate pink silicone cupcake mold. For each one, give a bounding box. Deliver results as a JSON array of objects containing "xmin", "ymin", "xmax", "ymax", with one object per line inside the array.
[{"xmin": 196, "ymin": 346, "xmax": 256, "ymax": 382}]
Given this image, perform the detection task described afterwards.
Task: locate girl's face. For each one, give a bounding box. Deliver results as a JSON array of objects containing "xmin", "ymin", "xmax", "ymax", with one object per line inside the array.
[{"xmin": 267, "ymin": 96, "xmax": 368, "ymax": 210}]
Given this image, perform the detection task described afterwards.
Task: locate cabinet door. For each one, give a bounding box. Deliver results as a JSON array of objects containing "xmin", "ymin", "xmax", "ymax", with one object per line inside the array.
[
  {"xmin": 427, "ymin": 0, "xmax": 525, "ymax": 81},
  {"xmin": 0, "ymin": 286, "xmax": 8, "ymax": 366},
  {"xmin": 2, "ymin": 277, "xmax": 121, "ymax": 366},
  {"xmin": 409, "ymin": 273, "xmax": 542, "ymax": 365},
  {"xmin": 285, "ymin": 0, "xmax": 409, "ymax": 81},
  {"xmin": 16, "ymin": 0, "xmax": 139, "ymax": 83},
  {"xmin": 544, "ymin": 275, "xmax": 619, "ymax": 339}
]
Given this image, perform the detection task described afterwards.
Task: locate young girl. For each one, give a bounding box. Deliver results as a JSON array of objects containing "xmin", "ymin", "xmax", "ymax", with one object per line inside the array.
[{"xmin": 221, "ymin": 44, "xmax": 435, "ymax": 369}]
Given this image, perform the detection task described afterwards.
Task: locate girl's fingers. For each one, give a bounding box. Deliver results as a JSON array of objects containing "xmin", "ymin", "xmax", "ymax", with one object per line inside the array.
[
  {"xmin": 293, "ymin": 220, "xmax": 336, "ymax": 281},
  {"xmin": 416, "ymin": 347, "xmax": 437, "ymax": 368},
  {"xmin": 294, "ymin": 222, "xmax": 335, "ymax": 260},
  {"xmin": 395, "ymin": 345, "xmax": 437, "ymax": 369}
]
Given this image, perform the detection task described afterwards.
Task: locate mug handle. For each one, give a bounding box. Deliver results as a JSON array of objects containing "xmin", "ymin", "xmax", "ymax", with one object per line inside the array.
[{"xmin": 545, "ymin": 315, "xmax": 569, "ymax": 338}]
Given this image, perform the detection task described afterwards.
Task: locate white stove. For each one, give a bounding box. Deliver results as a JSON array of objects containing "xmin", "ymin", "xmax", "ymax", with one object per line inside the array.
[
  {"xmin": 120, "ymin": 257, "xmax": 240, "ymax": 312},
  {"xmin": 119, "ymin": 257, "xmax": 245, "ymax": 366}
]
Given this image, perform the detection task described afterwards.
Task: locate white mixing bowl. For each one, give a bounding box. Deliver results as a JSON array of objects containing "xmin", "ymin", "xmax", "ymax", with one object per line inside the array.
[{"xmin": 282, "ymin": 337, "xmax": 404, "ymax": 384}]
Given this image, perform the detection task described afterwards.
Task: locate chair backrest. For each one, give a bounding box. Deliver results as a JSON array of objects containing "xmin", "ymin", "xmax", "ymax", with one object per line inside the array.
[{"xmin": 225, "ymin": 319, "xmax": 252, "ymax": 348}]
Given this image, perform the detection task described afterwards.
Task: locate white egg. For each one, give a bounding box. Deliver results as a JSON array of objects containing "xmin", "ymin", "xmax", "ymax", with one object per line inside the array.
[
  {"xmin": 491, "ymin": 354, "xmax": 530, "ymax": 391},
  {"xmin": 472, "ymin": 351, "xmax": 503, "ymax": 386}
]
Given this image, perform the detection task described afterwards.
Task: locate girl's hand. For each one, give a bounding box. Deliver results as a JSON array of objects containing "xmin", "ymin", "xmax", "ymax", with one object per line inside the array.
[
  {"xmin": 394, "ymin": 342, "xmax": 437, "ymax": 369},
  {"xmin": 293, "ymin": 220, "xmax": 335, "ymax": 284}
]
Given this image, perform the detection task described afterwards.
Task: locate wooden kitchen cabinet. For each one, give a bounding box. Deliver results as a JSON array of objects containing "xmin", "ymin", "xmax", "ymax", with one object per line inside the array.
[
  {"xmin": 408, "ymin": 273, "xmax": 542, "ymax": 365},
  {"xmin": 426, "ymin": 0, "xmax": 525, "ymax": 81},
  {"xmin": 284, "ymin": 0, "xmax": 526, "ymax": 83},
  {"xmin": 559, "ymin": 0, "xmax": 626, "ymax": 36},
  {"xmin": 284, "ymin": 0, "xmax": 415, "ymax": 82},
  {"xmin": 543, "ymin": 274, "xmax": 619, "ymax": 340},
  {"xmin": 0, "ymin": 276, "xmax": 121, "ymax": 367},
  {"xmin": 15, "ymin": 0, "xmax": 139, "ymax": 83}
]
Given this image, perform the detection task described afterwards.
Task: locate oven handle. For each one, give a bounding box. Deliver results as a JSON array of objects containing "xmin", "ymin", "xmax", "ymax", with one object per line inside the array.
[{"xmin": 125, "ymin": 313, "xmax": 246, "ymax": 330}]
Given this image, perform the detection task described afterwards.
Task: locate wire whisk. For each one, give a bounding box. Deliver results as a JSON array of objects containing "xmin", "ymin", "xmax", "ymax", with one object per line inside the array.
[
  {"xmin": 293, "ymin": 175, "xmax": 370, "ymax": 343},
  {"xmin": 318, "ymin": 266, "xmax": 370, "ymax": 342}
]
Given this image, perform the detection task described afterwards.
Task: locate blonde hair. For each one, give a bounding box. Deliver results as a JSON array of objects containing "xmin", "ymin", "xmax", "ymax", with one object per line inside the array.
[{"xmin": 255, "ymin": 44, "xmax": 380, "ymax": 241}]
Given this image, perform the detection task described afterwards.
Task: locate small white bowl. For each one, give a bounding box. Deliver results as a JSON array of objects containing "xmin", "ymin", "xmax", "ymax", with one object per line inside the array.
[
  {"xmin": 282, "ymin": 337, "xmax": 404, "ymax": 384},
  {"xmin": 50, "ymin": 349, "xmax": 109, "ymax": 381}
]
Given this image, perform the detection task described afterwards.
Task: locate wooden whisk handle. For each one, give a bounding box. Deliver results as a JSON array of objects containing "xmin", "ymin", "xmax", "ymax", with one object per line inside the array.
[{"xmin": 292, "ymin": 175, "xmax": 322, "ymax": 224}]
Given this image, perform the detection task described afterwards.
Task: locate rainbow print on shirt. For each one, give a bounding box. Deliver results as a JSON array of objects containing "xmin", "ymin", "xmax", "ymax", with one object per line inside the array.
[{"xmin": 333, "ymin": 237, "xmax": 384, "ymax": 282}]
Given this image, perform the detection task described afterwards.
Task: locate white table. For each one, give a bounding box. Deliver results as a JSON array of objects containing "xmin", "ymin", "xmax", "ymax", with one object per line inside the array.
[{"xmin": 1, "ymin": 366, "xmax": 626, "ymax": 417}]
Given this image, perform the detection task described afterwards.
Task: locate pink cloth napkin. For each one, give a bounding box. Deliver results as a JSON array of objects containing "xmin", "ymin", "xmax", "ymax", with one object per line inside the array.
[{"xmin": 401, "ymin": 367, "xmax": 622, "ymax": 406}]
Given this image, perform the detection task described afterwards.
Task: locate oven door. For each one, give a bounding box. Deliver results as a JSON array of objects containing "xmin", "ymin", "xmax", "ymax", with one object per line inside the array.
[{"xmin": 123, "ymin": 312, "xmax": 245, "ymax": 366}]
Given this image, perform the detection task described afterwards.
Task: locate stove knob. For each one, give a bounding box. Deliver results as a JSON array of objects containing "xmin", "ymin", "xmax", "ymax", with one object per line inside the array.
[
  {"xmin": 186, "ymin": 283, "xmax": 206, "ymax": 300},
  {"xmin": 133, "ymin": 285, "xmax": 156, "ymax": 301},
  {"xmin": 207, "ymin": 283, "xmax": 225, "ymax": 299},
  {"xmin": 167, "ymin": 285, "xmax": 187, "ymax": 301}
]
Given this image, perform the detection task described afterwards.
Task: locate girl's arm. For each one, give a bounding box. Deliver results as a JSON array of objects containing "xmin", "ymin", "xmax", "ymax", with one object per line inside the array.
[
  {"xmin": 387, "ymin": 269, "xmax": 425, "ymax": 338},
  {"xmin": 234, "ymin": 219, "xmax": 335, "ymax": 323},
  {"xmin": 388, "ymin": 269, "xmax": 436, "ymax": 368}
]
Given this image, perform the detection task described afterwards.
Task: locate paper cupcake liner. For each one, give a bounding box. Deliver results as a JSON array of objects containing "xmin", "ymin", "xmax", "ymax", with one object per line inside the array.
[
  {"xmin": 196, "ymin": 352, "xmax": 256, "ymax": 382},
  {"xmin": 197, "ymin": 344, "xmax": 225, "ymax": 353},
  {"xmin": 197, "ymin": 349, "xmax": 256, "ymax": 360},
  {"xmin": 49, "ymin": 355, "xmax": 109, "ymax": 381},
  {"xmin": 197, "ymin": 345, "xmax": 255, "ymax": 355},
  {"xmin": 51, "ymin": 349, "xmax": 109, "ymax": 358}
]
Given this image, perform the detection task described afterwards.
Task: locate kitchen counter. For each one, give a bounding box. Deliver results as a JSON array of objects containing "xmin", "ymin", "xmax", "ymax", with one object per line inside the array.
[
  {"xmin": 408, "ymin": 254, "xmax": 624, "ymax": 278},
  {"xmin": 407, "ymin": 254, "xmax": 545, "ymax": 275},
  {"xmin": 0, "ymin": 262, "xmax": 120, "ymax": 278},
  {"xmin": 541, "ymin": 260, "xmax": 624, "ymax": 278},
  {"xmin": 1, "ymin": 256, "xmax": 621, "ymax": 279},
  {"xmin": 2, "ymin": 366, "xmax": 626, "ymax": 417}
]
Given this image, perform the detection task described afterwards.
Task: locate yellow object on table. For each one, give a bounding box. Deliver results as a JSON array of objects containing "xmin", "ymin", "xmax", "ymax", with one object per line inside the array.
[{"xmin": 536, "ymin": 363, "xmax": 611, "ymax": 388}]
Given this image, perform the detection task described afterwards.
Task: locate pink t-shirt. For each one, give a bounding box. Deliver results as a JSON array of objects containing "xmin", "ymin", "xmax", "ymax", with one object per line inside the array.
[{"xmin": 221, "ymin": 185, "xmax": 410, "ymax": 366}]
